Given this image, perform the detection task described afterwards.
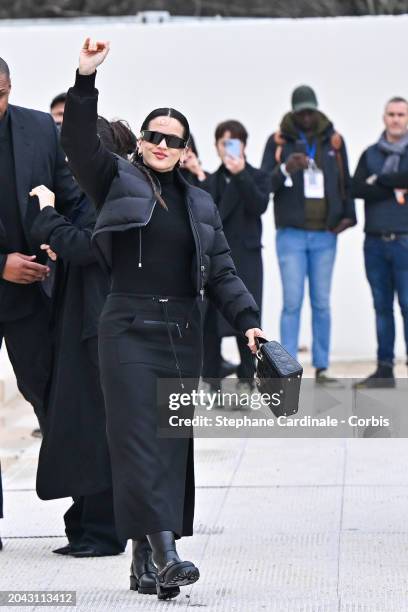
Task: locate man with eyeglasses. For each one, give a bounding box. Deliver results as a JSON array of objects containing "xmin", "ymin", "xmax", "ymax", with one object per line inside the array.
[{"xmin": 353, "ymin": 97, "xmax": 408, "ymax": 388}]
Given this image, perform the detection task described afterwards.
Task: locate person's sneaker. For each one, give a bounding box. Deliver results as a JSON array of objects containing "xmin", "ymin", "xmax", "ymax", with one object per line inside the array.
[
  {"xmin": 232, "ymin": 381, "xmax": 255, "ymax": 410},
  {"xmin": 315, "ymin": 369, "xmax": 345, "ymax": 388},
  {"xmin": 198, "ymin": 380, "xmax": 223, "ymax": 409},
  {"xmin": 353, "ymin": 364, "xmax": 395, "ymax": 389},
  {"xmin": 363, "ymin": 424, "xmax": 392, "ymax": 438}
]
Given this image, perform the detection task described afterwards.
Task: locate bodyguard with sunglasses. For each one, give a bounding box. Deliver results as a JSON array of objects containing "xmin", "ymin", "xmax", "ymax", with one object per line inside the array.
[{"xmin": 61, "ymin": 38, "xmax": 264, "ymax": 601}]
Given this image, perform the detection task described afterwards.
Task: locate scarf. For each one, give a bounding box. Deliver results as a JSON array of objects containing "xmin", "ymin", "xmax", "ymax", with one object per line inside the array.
[{"xmin": 377, "ymin": 130, "xmax": 408, "ymax": 173}]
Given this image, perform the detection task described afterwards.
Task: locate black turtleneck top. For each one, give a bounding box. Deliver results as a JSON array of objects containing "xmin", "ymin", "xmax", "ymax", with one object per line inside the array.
[{"xmin": 111, "ymin": 168, "xmax": 196, "ymax": 296}]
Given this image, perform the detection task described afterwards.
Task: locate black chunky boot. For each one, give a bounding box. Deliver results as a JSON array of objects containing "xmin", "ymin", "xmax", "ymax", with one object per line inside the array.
[
  {"xmin": 146, "ymin": 531, "xmax": 199, "ymax": 600},
  {"xmin": 129, "ymin": 538, "xmax": 158, "ymax": 595},
  {"xmin": 353, "ymin": 363, "xmax": 396, "ymax": 389}
]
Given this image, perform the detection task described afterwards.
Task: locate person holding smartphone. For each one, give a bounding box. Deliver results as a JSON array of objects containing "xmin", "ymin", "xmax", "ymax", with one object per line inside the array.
[
  {"xmin": 261, "ymin": 85, "xmax": 356, "ymax": 385},
  {"xmin": 201, "ymin": 121, "xmax": 270, "ymax": 394}
]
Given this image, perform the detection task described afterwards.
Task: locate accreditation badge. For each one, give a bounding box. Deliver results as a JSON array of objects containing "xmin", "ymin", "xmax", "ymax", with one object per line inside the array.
[{"xmin": 304, "ymin": 159, "xmax": 325, "ymax": 199}]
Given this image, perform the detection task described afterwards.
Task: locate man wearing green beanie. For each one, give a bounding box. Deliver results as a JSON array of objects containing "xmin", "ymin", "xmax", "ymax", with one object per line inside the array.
[{"xmin": 261, "ymin": 85, "xmax": 356, "ymax": 385}]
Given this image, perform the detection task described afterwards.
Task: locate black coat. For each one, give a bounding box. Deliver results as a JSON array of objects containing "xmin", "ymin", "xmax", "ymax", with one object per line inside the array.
[
  {"xmin": 202, "ymin": 164, "xmax": 270, "ymax": 335},
  {"xmin": 0, "ymin": 104, "xmax": 82, "ymax": 321},
  {"xmin": 30, "ymin": 199, "xmax": 112, "ymax": 500}
]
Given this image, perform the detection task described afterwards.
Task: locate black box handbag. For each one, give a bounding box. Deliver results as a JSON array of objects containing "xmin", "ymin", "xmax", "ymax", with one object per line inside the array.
[{"xmin": 255, "ymin": 338, "xmax": 303, "ymax": 418}]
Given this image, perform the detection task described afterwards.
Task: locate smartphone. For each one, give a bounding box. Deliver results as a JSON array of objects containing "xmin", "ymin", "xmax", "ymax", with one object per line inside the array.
[
  {"xmin": 294, "ymin": 140, "xmax": 307, "ymax": 155},
  {"xmin": 224, "ymin": 138, "xmax": 241, "ymax": 159}
]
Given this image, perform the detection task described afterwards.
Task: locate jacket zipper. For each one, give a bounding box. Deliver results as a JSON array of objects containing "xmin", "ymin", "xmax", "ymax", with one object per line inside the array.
[
  {"xmin": 186, "ymin": 197, "xmax": 205, "ymax": 300},
  {"xmin": 158, "ymin": 297, "xmax": 185, "ymax": 389}
]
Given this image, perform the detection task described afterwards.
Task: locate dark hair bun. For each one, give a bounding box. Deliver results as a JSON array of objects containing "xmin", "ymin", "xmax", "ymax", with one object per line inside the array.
[{"xmin": 141, "ymin": 108, "xmax": 190, "ymax": 141}]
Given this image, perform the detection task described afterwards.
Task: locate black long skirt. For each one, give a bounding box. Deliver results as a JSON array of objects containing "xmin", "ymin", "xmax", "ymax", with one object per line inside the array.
[{"xmin": 98, "ymin": 293, "xmax": 202, "ymax": 541}]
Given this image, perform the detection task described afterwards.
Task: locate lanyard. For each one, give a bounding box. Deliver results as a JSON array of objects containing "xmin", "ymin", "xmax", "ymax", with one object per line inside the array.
[{"xmin": 299, "ymin": 132, "xmax": 317, "ymax": 160}]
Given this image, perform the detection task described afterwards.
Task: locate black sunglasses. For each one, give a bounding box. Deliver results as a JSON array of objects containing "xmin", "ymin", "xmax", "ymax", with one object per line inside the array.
[{"xmin": 140, "ymin": 130, "xmax": 187, "ymax": 149}]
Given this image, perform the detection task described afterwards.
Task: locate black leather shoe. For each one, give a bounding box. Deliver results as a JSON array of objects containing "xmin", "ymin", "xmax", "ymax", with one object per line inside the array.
[
  {"xmin": 70, "ymin": 545, "xmax": 121, "ymax": 558},
  {"xmin": 147, "ymin": 531, "xmax": 199, "ymax": 600},
  {"xmin": 353, "ymin": 363, "xmax": 396, "ymax": 389},
  {"xmin": 130, "ymin": 538, "xmax": 161, "ymax": 595},
  {"xmin": 0, "ymin": 536, "xmax": 3, "ymax": 551},
  {"xmin": 315, "ymin": 369, "xmax": 345, "ymax": 388},
  {"xmin": 53, "ymin": 544, "xmax": 77, "ymax": 555}
]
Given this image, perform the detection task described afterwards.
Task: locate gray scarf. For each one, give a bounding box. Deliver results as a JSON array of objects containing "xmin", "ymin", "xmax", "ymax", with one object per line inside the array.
[{"xmin": 378, "ymin": 130, "xmax": 408, "ymax": 173}]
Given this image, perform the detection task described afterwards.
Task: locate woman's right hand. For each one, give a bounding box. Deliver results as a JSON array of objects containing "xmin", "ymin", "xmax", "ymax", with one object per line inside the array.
[{"xmin": 79, "ymin": 37, "xmax": 110, "ymax": 76}]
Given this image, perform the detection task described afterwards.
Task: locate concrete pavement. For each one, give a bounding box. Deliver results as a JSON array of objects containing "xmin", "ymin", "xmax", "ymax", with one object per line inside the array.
[{"xmin": 1, "ymin": 358, "xmax": 408, "ymax": 611}]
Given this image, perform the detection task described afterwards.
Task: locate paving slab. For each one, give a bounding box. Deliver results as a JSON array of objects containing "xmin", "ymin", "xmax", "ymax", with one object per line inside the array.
[
  {"xmin": 232, "ymin": 438, "xmax": 346, "ymax": 487},
  {"xmin": 344, "ymin": 438, "xmax": 408, "ymax": 486},
  {"xmin": 339, "ymin": 532, "xmax": 408, "ymax": 600}
]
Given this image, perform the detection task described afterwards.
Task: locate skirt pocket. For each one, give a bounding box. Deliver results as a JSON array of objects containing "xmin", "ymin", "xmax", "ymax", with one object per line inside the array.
[{"xmin": 129, "ymin": 318, "xmax": 184, "ymax": 339}]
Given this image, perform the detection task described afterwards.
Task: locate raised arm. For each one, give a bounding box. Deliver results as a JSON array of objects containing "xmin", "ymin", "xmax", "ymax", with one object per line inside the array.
[{"xmin": 60, "ymin": 38, "xmax": 117, "ymax": 209}]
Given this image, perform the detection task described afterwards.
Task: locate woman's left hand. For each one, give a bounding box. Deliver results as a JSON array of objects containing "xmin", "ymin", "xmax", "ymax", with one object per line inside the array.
[
  {"xmin": 245, "ymin": 328, "xmax": 266, "ymax": 354},
  {"xmin": 29, "ymin": 185, "xmax": 55, "ymax": 210}
]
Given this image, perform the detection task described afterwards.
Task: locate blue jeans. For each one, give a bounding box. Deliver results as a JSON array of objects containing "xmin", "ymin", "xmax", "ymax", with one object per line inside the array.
[
  {"xmin": 276, "ymin": 228, "xmax": 337, "ymax": 369},
  {"xmin": 364, "ymin": 235, "xmax": 408, "ymax": 365}
]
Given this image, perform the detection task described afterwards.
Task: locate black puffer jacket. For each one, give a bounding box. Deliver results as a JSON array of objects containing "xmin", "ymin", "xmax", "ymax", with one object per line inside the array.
[{"xmin": 61, "ymin": 71, "xmax": 259, "ymax": 332}]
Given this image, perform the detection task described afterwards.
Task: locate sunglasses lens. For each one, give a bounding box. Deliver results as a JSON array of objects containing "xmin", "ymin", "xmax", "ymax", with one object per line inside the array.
[
  {"xmin": 142, "ymin": 131, "xmax": 185, "ymax": 149},
  {"xmin": 142, "ymin": 131, "xmax": 162, "ymax": 145},
  {"xmin": 166, "ymin": 135, "xmax": 185, "ymax": 149}
]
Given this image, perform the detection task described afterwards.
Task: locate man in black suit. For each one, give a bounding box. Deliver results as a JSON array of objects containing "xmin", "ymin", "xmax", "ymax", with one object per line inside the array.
[{"xmin": 0, "ymin": 57, "xmax": 81, "ymax": 549}]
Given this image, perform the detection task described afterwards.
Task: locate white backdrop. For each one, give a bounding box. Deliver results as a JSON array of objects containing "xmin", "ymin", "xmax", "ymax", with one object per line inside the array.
[{"xmin": 1, "ymin": 14, "xmax": 407, "ymax": 360}]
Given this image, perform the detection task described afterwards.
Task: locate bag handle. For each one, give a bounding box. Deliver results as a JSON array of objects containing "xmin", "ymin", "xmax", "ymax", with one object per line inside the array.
[{"xmin": 254, "ymin": 336, "xmax": 269, "ymax": 361}]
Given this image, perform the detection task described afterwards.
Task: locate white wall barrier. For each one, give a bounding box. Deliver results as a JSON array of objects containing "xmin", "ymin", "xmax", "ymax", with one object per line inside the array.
[{"xmin": 1, "ymin": 14, "xmax": 407, "ymax": 360}]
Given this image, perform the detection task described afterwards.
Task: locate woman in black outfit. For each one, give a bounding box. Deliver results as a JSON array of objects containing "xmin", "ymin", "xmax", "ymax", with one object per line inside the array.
[{"xmin": 61, "ymin": 38, "xmax": 264, "ymax": 601}]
